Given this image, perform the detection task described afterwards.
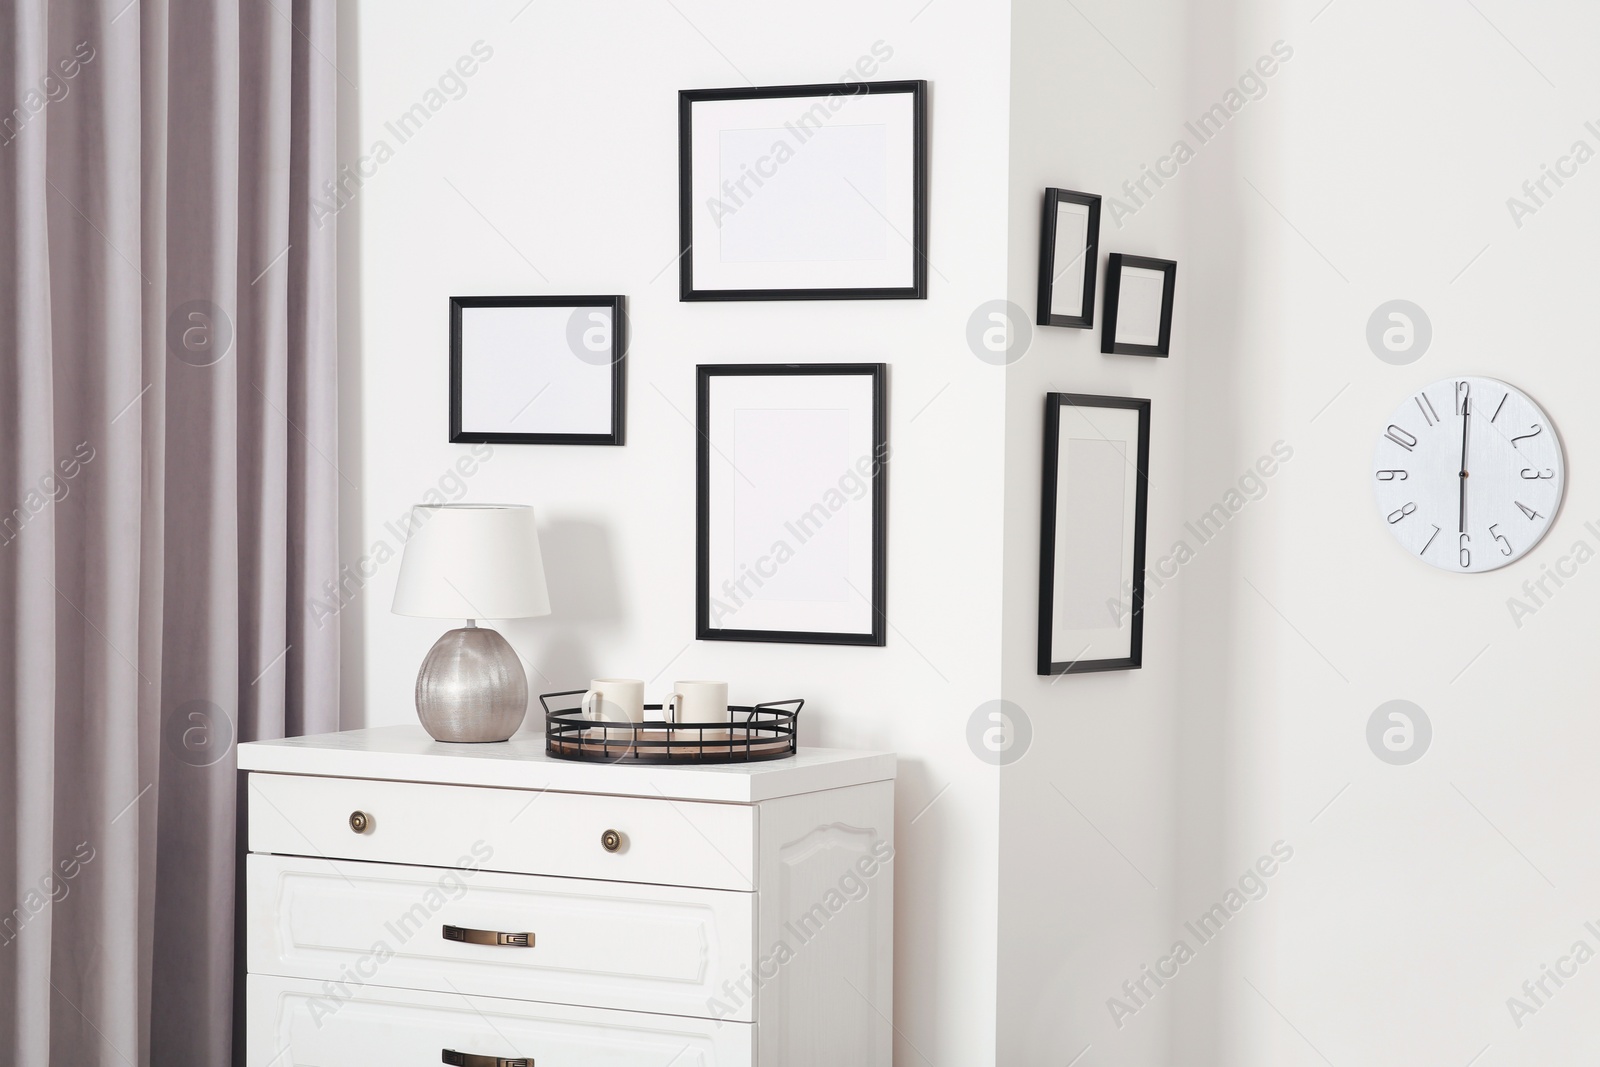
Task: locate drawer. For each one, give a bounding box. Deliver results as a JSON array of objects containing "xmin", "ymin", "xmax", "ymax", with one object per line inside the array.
[
  {"xmin": 246, "ymin": 973, "xmax": 754, "ymax": 1066},
  {"xmin": 247, "ymin": 854, "xmax": 756, "ymax": 1021},
  {"xmin": 248, "ymin": 773, "xmax": 756, "ymax": 891}
]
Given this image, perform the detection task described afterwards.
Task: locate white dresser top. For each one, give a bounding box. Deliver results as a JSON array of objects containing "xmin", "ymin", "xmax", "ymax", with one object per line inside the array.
[{"xmin": 237, "ymin": 725, "xmax": 896, "ymax": 803}]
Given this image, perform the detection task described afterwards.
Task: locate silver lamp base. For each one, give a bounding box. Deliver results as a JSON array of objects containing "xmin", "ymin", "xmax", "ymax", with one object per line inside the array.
[{"xmin": 414, "ymin": 624, "xmax": 528, "ymax": 743}]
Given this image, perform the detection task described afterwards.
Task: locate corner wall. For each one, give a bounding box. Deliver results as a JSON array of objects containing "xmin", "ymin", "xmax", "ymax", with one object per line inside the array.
[
  {"xmin": 1174, "ymin": 1, "xmax": 1600, "ymax": 1064},
  {"xmin": 1003, "ymin": 1, "xmax": 1600, "ymax": 1065},
  {"xmin": 998, "ymin": 2, "xmax": 1197, "ymax": 1063}
]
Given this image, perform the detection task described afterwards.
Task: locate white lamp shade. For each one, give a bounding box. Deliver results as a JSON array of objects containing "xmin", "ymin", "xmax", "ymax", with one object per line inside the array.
[{"xmin": 391, "ymin": 504, "xmax": 551, "ymax": 620}]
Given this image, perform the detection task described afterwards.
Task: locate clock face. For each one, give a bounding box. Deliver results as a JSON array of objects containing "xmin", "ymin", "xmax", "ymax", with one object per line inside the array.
[{"xmin": 1373, "ymin": 377, "xmax": 1564, "ymax": 573}]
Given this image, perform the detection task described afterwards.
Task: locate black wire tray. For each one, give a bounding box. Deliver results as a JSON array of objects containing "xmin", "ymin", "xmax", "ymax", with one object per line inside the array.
[{"xmin": 540, "ymin": 691, "xmax": 801, "ymax": 765}]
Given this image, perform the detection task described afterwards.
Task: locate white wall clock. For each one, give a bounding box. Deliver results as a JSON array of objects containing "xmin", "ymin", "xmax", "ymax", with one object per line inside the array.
[{"xmin": 1373, "ymin": 377, "xmax": 1564, "ymax": 573}]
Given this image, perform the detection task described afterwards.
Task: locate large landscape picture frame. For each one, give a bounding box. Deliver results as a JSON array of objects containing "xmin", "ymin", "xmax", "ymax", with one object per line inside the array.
[
  {"xmin": 1038, "ymin": 393, "xmax": 1150, "ymax": 675},
  {"xmin": 679, "ymin": 81, "xmax": 928, "ymax": 301},
  {"xmin": 697, "ymin": 364, "xmax": 888, "ymax": 645}
]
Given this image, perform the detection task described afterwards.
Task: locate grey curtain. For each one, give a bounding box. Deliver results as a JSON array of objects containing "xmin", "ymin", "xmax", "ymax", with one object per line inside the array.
[{"xmin": 0, "ymin": 1, "xmax": 339, "ymax": 1064}]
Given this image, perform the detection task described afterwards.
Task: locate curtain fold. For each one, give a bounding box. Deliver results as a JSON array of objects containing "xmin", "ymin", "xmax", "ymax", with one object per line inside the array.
[
  {"xmin": 0, "ymin": 1, "xmax": 340, "ymax": 1063},
  {"xmin": 1, "ymin": 3, "xmax": 59, "ymax": 1065}
]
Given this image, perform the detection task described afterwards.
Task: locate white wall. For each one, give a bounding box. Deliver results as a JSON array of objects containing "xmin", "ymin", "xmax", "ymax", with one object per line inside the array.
[
  {"xmin": 338, "ymin": 2, "xmax": 1011, "ymax": 1063},
  {"xmin": 1199, "ymin": 2, "xmax": 1600, "ymax": 1064},
  {"xmin": 1001, "ymin": 1, "xmax": 1600, "ymax": 1065},
  {"xmin": 342, "ymin": 2, "xmax": 1600, "ymax": 1063}
]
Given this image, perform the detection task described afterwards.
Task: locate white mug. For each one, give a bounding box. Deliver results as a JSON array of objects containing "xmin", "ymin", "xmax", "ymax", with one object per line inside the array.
[
  {"xmin": 661, "ymin": 680, "xmax": 729, "ymax": 734},
  {"xmin": 581, "ymin": 678, "xmax": 645, "ymax": 724}
]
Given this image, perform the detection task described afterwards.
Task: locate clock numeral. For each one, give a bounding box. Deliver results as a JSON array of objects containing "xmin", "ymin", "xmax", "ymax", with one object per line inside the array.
[
  {"xmin": 1510, "ymin": 423, "xmax": 1543, "ymax": 448},
  {"xmin": 1421, "ymin": 525, "xmax": 1441, "ymax": 555},
  {"xmin": 1519, "ymin": 467, "xmax": 1554, "ymax": 480},
  {"xmin": 1490, "ymin": 393, "xmax": 1508, "ymax": 423},
  {"xmin": 1455, "ymin": 381, "xmax": 1471, "ymax": 416},
  {"xmin": 1459, "ymin": 533, "xmax": 1471, "ymax": 569},
  {"xmin": 1387, "ymin": 502, "xmax": 1416, "ymax": 524},
  {"xmin": 1416, "ymin": 393, "xmax": 1441, "ymax": 425},
  {"xmin": 1490, "ymin": 523, "xmax": 1513, "ymax": 557},
  {"xmin": 1516, "ymin": 501, "xmax": 1543, "ymax": 521},
  {"xmin": 1385, "ymin": 425, "xmax": 1419, "ymax": 452},
  {"xmin": 1376, "ymin": 469, "xmax": 1409, "ymax": 481}
]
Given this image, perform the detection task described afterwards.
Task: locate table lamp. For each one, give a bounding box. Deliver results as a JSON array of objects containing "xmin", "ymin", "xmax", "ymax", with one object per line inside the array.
[{"xmin": 391, "ymin": 503, "xmax": 550, "ymax": 742}]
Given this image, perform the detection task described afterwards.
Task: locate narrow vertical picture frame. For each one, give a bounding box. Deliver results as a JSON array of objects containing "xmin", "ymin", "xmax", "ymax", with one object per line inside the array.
[
  {"xmin": 679, "ymin": 81, "xmax": 928, "ymax": 301},
  {"xmin": 1101, "ymin": 254, "xmax": 1177, "ymax": 357},
  {"xmin": 697, "ymin": 364, "xmax": 888, "ymax": 646},
  {"xmin": 1038, "ymin": 393, "xmax": 1150, "ymax": 675},
  {"xmin": 449, "ymin": 295, "xmax": 626, "ymax": 445},
  {"xmin": 1036, "ymin": 188, "xmax": 1101, "ymax": 328}
]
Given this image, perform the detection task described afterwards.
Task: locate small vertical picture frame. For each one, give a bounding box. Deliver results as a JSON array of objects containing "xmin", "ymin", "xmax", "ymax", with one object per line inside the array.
[
  {"xmin": 1101, "ymin": 254, "xmax": 1176, "ymax": 357},
  {"xmin": 1038, "ymin": 392, "xmax": 1151, "ymax": 675},
  {"xmin": 1036, "ymin": 188, "xmax": 1101, "ymax": 328}
]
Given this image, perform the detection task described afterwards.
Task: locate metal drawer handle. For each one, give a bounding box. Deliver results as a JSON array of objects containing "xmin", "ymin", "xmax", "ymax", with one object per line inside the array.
[
  {"xmin": 442, "ymin": 1051, "xmax": 533, "ymax": 1067},
  {"xmin": 348, "ymin": 810, "xmax": 372, "ymax": 834},
  {"xmin": 442, "ymin": 924, "xmax": 535, "ymax": 948},
  {"xmin": 601, "ymin": 828, "xmax": 623, "ymax": 852}
]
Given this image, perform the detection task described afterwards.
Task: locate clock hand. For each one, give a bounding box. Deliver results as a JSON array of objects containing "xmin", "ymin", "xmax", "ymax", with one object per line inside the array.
[{"xmin": 1459, "ymin": 397, "xmax": 1470, "ymax": 534}]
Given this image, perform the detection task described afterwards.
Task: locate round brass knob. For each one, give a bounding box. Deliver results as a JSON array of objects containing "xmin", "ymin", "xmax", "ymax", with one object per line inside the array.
[
  {"xmin": 601, "ymin": 829, "xmax": 622, "ymax": 853},
  {"xmin": 349, "ymin": 810, "xmax": 371, "ymax": 834}
]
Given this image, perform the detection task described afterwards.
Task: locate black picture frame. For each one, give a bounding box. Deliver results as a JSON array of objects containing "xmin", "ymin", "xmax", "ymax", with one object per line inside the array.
[
  {"xmin": 1038, "ymin": 392, "xmax": 1150, "ymax": 675},
  {"xmin": 449, "ymin": 295, "xmax": 626, "ymax": 445},
  {"xmin": 678, "ymin": 81, "xmax": 928, "ymax": 302},
  {"xmin": 696, "ymin": 363, "xmax": 888, "ymax": 646},
  {"xmin": 1036, "ymin": 188, "xmax": 1101, "ymax": 328},
  {"xmin": 1101, "ymin": 254, "xmax": 1176, "ymax": 357}
]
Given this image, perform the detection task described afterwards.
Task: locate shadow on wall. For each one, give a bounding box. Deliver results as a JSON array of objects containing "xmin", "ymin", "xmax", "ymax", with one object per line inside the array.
[
  {"xmin": 540, "ymin": 518, "xmax": 624, "ymax": 624},
  {"xmin": 502, "ymin": 518, "xmax": 624, "ymax": 697},
  {"xmin": 1168, "ymin": 0, "xmax": 1254, "ymax": 1063},
  {"xmin": 336, "ymin": 0, "xmax": 367, "ymax": 730}
]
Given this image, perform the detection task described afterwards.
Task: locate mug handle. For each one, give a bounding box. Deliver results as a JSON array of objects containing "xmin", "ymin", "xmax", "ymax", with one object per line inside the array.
[
  {"xmin": 581, "ymin": 690, "xmax": 601, "ymax": 720},
  {"xmin": 660, "ymin": 693, "xmax": 680, "ymax": 724}
]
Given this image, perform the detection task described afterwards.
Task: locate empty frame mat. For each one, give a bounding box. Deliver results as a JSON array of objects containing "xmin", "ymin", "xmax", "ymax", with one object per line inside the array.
[
  {"xmin": 1038, "ymin": 394, "xmax": 1150, "ymax": 674},
  {"xmin": 450, "ymin": 296, "xmax": 624, "ymax": 444},
  {"xmin": 680, "ymin": 82, "xmax": 926, "ymax": 299},
  {"xmin": 697, "ymin": 365, "xmax": 886, "ymax": 645}
]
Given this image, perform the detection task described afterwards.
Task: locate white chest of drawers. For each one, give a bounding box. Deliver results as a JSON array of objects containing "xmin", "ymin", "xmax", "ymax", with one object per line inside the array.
[{"xmin": 238, "ymin": 727, "xmax": 896, "ymax": 1066}]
